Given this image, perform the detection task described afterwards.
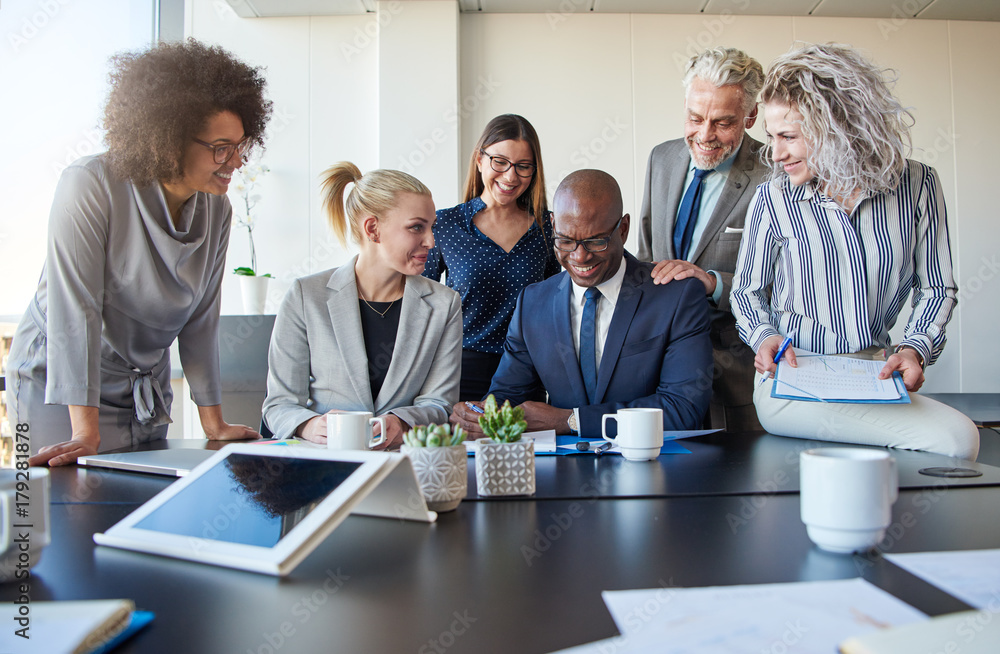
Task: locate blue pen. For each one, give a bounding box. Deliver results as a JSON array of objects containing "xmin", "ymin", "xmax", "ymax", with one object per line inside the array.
[
  {"xmin": 757, "ymin": 336, "xmax": 793, "ymax": 387},
  {"xmin": 465, "ymin": 401, "xmax": 485, "ymax": 415}
]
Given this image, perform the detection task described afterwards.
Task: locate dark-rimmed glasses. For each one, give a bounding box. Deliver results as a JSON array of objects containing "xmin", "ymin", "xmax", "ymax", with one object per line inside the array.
[
  {"xmin": 479, "ymin": 149, "xmax": 536, "ymax": 178},
  {"xmin": 192, "ymin": 137, "xmax": 251, "ymax": 164},
  {"xmin": 553, "ymin": 217, "xmax": 624, "ymax": 253}
]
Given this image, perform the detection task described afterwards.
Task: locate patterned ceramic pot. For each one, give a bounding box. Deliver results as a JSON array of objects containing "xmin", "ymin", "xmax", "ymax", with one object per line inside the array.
[
  {"xmin": 475, "ymin": 438, "xmax": 535, "ymax": 497},
  {"xmin": 401, "ymin": 445, "xmax": 468, "ymax": 512}
]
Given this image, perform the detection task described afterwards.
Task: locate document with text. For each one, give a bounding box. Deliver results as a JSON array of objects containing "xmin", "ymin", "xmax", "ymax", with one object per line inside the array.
[{"xmin": 772, "ymin": 353, "xmax": 909, "ymax": 403}]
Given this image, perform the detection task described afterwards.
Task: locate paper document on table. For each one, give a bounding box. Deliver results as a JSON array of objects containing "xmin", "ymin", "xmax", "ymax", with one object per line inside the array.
[
  {"xmin": 772, "ymin": 354, "xmax": 908, "ymax": 403},
  {"xmin": 885, "ymin": 549, "xmax": 1000, "ymax": 610},
  {"xmin": 586, "ymin": 579, "xmax": 926, "ymax": 654},
  {"xmin": 464, "ymin": 429, "xmax": 556, "ymax": 454}
]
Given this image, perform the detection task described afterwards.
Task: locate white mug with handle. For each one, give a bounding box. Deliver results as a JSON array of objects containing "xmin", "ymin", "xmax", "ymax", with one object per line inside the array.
[
  {"xmin": 800, "ymin": 448, "xmax": 898, "ymax": 554},
  {"xmin": 328, "ymin": 411, "xmax": 387, "ymax": 450},
  {"xmin": 601, "ymin": 407, "xmax": 663, "ymax": 461}
]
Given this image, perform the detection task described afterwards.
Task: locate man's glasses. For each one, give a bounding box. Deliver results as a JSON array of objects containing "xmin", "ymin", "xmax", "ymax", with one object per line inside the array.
[
  {"xmin": 480, "ymin": 149, "xmax": 536, "ymax": 178},
  {"xmin": 192, "ymin": 137, "xmax": 251, "ymax": 165},
  {"xmin": 553, "ymin": 217, "xmax": 624, "ymax": 253}
]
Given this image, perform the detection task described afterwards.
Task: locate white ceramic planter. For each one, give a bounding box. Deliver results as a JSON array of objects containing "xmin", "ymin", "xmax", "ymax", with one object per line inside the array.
[
  {"xmin": 239, "ymin": 275, "xmax": 270, "ymax": 314},
  {"xmin": 475, "ymin": 438, "xmax": 535, "ymax": 497},
  {"xmin": 401, "ymin": 445, "xmax": 468, "ymax": 512}
]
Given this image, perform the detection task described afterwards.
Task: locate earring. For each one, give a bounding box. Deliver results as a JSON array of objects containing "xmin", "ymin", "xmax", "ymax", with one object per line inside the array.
[{"xmin": 369, "ymin": 235, "xmax": 379, "ymax": 243}]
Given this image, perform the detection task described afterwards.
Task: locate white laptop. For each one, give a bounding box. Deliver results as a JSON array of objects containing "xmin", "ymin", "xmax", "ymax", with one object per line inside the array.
[
  {"xmin": 78, "ymin": 448, "xmax": 216, "ymax": 477},
  {"xmin": 93, "ymin": 444, "xmax": 436, "ymax": 576}
]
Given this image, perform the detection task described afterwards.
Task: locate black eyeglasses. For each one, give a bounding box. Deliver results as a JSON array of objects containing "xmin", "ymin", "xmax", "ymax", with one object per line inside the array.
[
  {"xmin": 553, "ymin": 217, "xmax": 624, "ymax": 253},
  {"xmin": 192, "ymin": 137, "xmax": 251, "ymax": 164},
  {"xmin": 480, "ymin": 149, "xmax": 536, "ymax": 178}
]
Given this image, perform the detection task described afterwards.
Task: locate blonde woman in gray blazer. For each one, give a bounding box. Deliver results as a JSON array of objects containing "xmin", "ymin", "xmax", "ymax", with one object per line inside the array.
[{"xmin": 262, "ymin": 163, "xmax": 462, "ymax": 448}]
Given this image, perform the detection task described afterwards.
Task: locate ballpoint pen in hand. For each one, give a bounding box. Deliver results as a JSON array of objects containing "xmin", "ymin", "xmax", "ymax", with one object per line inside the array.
[
  {"xmin": 757, "ymin": 336, "xmax": 793, "ymax": 388},
  {"xmin": 465, "ymin": 401, "xmax": 485, "ymax": 415}
]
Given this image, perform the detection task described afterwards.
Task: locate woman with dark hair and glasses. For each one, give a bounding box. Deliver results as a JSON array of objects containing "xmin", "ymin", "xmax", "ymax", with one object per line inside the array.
[
  {"xmin": 422, "ymin": 114, "xmax": 559, "ymax": 399},
  {"xmin": 9, "ymin": 39, "xmax": 272, "ymax": 466}
]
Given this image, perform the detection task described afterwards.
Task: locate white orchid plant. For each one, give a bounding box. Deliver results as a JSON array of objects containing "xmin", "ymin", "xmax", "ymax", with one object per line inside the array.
[{"xmin": 231, "ymin": 162, "xmax": 272, "ymax": 278}]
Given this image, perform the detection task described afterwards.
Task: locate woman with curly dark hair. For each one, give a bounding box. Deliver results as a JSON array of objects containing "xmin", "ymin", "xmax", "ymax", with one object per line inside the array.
[{"xmin": 7, "ymin": 39, "xmax": 273, "ymax": 466}]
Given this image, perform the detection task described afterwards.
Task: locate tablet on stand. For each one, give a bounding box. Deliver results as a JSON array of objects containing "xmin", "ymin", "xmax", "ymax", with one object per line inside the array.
[{"xmin": 94, "ymin": 444, "xmax": 435, "ymax": 576}]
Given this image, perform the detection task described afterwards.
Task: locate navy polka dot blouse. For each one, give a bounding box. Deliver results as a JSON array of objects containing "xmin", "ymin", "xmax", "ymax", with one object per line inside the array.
[{"xmin": 422, "ymin": 196, "xmax": 561, "ymax": 354}]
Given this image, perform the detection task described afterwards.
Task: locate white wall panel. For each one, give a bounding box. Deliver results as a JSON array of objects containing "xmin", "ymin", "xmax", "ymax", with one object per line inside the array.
[
  {"xmin": 950, "ymin": 21, "xmax": 1000, "ymax": 392},
  {"xmin": 460, "ymin": 13, "xmax": 636, "ymax": 246}
]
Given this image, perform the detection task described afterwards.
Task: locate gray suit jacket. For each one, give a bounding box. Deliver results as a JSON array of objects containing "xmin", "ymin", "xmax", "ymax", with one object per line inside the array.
[
  {"xmin": 636, "ymin": 134, "xmax": 768, "ymax": 427},
  {"xmin": 262, "ymin": 258, "xmax": 462, "ymax": 439}
]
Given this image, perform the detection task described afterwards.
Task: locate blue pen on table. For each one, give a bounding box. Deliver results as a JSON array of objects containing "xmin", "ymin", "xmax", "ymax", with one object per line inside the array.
[
  {"xmin": 465, "ymin": 401, "xmax": 485, "ymax": 414},
  {"xmin": 757, "ymin": 336, "xmax": 793, "ymax": 388}
]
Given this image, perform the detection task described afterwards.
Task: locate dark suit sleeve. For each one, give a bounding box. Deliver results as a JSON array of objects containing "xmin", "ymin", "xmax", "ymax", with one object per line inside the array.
[
  {"xmin": 486, "ymin": 290, "xmax": 543, "ymax": 404},
  {"xmin": 578, "ymin": 279, "xmax": 713, "ymax": 432},
  {"xmin": 636, "ymin": 148, "xmax": 656, "ymax": 263}
]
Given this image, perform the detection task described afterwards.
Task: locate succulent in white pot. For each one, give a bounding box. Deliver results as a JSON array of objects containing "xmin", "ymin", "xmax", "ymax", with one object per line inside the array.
[
  {"xmin": 401, "ymin": 423, "xmax": 468, "ymax": 512},
  {"xmin": 475, "ymin": 395, "xmax": 535, "ymax": 497}
]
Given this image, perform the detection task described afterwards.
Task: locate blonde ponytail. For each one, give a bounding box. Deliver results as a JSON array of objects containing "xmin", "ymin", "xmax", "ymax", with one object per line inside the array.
[{"xmin": 320, "ymin": 162, "xmax": 432, "ymax": 247}]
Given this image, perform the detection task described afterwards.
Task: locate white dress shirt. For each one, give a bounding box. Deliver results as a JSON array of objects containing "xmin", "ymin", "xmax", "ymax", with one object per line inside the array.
[{"xmin": 569, "ymin": 256, "xmax": 627, "ymax": 374}]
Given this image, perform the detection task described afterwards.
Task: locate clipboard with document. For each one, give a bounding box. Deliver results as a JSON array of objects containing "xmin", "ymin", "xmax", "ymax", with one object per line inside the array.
[{"xmin": 769, "ymin": 354, "xmax": 910, "ymax": 404}]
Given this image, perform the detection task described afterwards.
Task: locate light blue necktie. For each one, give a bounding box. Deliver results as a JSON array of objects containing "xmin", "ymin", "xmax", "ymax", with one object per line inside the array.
[
  {"xmin": 673, "ymin": 168, "xmax": 713, "ymax": 259},
  {"xmin": 580, "ymin": 287, "xmax": 600, "ymax": 404}
]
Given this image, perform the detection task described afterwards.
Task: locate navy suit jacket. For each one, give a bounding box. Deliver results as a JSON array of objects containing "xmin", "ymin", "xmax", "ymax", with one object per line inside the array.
[{"xmin": 488, "ymin": 252, "xmax": 713, "ymax": 436}]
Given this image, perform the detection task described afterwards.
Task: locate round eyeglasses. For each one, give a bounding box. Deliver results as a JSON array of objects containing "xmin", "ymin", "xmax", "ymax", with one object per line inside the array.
[
  {"xmin": 480, "ymin": 149, "xmax": 536, "ymax": 178},
  {"xmin": 553, "ymin": 217, "xmax": 624, "ymax": 253},
  {"xmin": 192, "ymin": 137, "xmax": 251, "ymax": 165}
]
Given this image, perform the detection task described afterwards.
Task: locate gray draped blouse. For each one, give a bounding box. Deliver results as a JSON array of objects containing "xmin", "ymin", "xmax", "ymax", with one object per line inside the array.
[{"xmin": 7, "ymin": 154, "xmax": 230, "ymax": 450}]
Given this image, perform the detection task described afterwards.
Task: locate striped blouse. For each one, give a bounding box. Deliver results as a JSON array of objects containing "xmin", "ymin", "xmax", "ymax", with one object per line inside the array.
[{"xmin": 731, "ymin": 160, "xmax": 957, "ymax": 367}]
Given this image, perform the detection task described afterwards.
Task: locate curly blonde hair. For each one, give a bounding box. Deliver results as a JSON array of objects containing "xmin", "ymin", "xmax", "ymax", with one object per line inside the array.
[
  {"xmin": 103, "ymin": 39, "xmax": 272, "ymax": 186},
  {"xmin": 761, "ymin": 43, "xmax": 914, "ymax": 199}
]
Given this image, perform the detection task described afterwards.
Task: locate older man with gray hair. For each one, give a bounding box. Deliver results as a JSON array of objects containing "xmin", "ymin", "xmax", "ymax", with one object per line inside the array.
[{"xmin": 636, "ymin": 46, "xmax": 767, "ymax": 433}]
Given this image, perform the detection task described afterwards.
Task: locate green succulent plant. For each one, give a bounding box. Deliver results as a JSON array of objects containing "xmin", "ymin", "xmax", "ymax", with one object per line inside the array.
[
  {"xmin": 478, "ymin": 394, "xmax": 528, "ymax": 443},
  {"xmin": 403, "ymin": 423, "xmax": 466, "ymax": 448}
]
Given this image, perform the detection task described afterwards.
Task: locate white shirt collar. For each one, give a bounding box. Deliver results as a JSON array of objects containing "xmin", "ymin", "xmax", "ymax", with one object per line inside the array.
[{"xmin": 570, "ymin": 255, "xmax": 627, "ymax": 307}]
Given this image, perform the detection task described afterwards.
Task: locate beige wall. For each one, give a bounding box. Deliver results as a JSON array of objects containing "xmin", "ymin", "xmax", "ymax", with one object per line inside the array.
[{"xmin": 458, "ymin": 12, "xmax": 999, "ymax": 393}]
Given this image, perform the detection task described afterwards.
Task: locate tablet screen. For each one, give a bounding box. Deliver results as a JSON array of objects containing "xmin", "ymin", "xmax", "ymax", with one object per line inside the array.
[{"xmin": 134, "ymin": 453, "xmax": 363, "ymax": 548}]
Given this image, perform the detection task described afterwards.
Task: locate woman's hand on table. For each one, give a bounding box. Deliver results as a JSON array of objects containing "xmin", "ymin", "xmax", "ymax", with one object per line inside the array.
[
  {"xmin": 30, "ymin": 404, "xmax": 100, "ymax": 466},
  {"xmin": 298, "ymin": 413, "xmax": 331, "ymax": 444},
  {"xmin": 28, "ymin": 436, "xmax": 99, "ymax": 467},
  {"xmin": 198, "ymin": 404, "xmax": 259, "ymax": 441},
  {"xmin": 205, "ymin": 422, "xmax": 260, "ymax": 441}
]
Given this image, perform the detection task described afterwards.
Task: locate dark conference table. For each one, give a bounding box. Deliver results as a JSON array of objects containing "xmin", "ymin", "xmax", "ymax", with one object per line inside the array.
[{"xmin": 8, "ymin": 429, "xmax": 1000, "ymax": 654}]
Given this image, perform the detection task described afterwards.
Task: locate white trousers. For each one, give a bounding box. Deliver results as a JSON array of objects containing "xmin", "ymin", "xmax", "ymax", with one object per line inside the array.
[{"xmin": 752, "ymin": 356, "xmax": 980, "ymax": 461}]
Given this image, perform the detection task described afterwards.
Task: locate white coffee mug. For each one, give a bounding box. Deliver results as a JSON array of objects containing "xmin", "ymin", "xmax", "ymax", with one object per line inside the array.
[
  {"xmin": 800, "ymin": 448, "xmax": 898, "ymax": 554},
  {"xmin": 0, "ymin": 467, "xmax": 51, "ymax": 584},
  {"xmin": 602, "ymin": 408, "xmax": 663, "ymax": 461},
  {"xmin": 328, "ymin": 411, "xmax": 387, "ymax": 450}
]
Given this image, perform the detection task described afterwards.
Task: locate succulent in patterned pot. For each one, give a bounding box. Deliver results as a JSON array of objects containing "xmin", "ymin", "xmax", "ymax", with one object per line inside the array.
[
  {"xmin": 474, "ymin": 394, "xmax": 535, "ymax": 497},
  {"xmin": 400, "ymin": 423, "xmax": 468, "ymax": 512}
]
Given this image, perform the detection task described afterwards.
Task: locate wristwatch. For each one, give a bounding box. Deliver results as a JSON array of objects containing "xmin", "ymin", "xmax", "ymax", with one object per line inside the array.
[
  {"xmin": 567, "ymin": 411, "xmax": 579, "ymax": 433},
  {"xmin": 894, "ymin": 344, "xmax": 925, "ymax": 368}
]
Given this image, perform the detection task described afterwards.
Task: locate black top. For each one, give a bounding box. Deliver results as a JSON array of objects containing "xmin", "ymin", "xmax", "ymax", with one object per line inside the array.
[{"xmin": 358, "ymin": 299, "xmax": 401, "ymax": 400}]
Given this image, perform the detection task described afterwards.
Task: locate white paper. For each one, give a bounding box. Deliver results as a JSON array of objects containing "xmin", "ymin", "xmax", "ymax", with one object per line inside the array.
[
  {"xmin": 775, "ymin": 353, "xmax": 902, "ymax": 401},
  {"xmin": 580, "ymin": 579, "xmax": 927, "ymax": 654},
  {"xmin": 464, "ymin": 430, "xmax": 557, "ymax": 454},
  {"xmin": 886, "ymin": 549, "xmax": 1000, "ymax": 610}
]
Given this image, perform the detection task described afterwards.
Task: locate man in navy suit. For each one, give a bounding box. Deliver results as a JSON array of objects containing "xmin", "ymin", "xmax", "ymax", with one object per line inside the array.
[{"xmin": 451, "ymin": 169, "xmax": 713, "ymax": 437}]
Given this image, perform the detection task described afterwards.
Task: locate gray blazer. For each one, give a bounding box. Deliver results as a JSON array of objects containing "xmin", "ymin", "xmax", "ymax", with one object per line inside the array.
[
  {"xmin": 262, "ymin": 258, "xmax": 462, "ymax": 439},
  {"xmin": 636, "ymin": 134, "xmax": 769, "ymax": 428}
]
